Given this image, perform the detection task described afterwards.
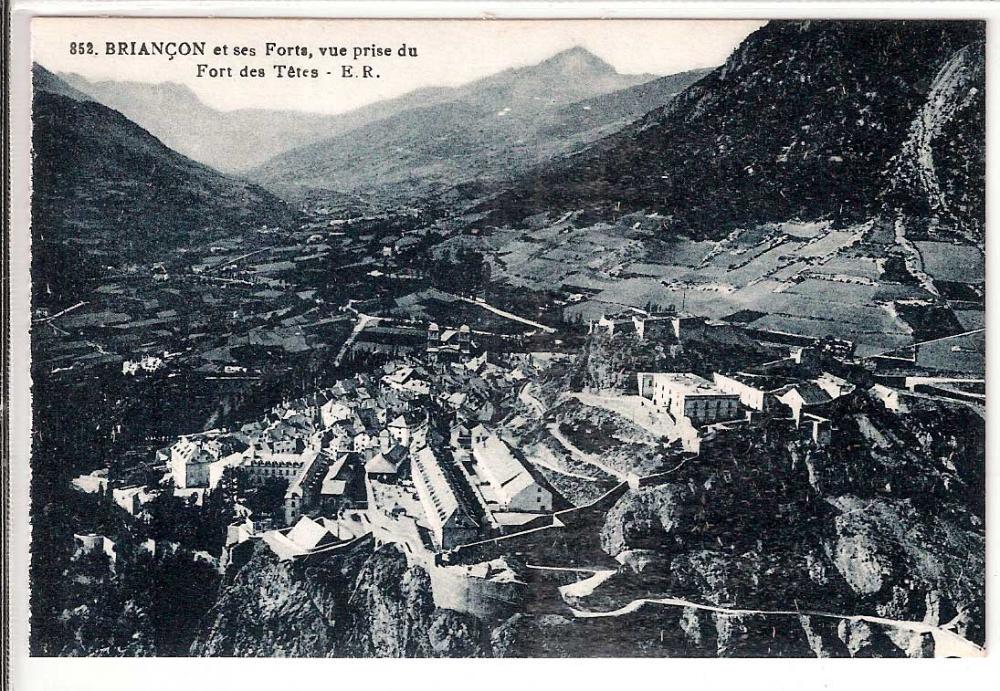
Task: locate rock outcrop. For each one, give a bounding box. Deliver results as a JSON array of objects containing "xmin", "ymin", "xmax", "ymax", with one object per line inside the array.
[{"xmin": 192, "ymin": 541, "xmax": 491, "ymax": 657}]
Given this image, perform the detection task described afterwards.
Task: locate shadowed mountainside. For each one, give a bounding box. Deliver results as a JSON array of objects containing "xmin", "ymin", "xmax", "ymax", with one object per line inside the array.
[
  {"xmin": 479, "ymin": 21, "xmax": 984, "ymax": 244},
  {"xmin": 31, "ymin": 65, "xmax": 293, "ymax": 301}
]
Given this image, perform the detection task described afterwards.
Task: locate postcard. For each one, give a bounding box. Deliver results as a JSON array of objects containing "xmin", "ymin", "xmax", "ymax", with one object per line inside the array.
[{"xmin": 4, "ymin": 3, "xmax": 994, "ymax": 687}]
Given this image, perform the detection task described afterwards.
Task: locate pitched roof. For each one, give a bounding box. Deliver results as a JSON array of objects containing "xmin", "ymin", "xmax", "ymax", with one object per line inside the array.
[
  {"xmin": 365, "ymin": 452, "xmax": 400, "ymax": 474},
  {"xmin": 473, "ymin": 434, "xmax": 536, "ymax": 503},
  {"xmin": 781, "ymin": 382, "xmax": 832, "ymax": 407},
  {"xmin": 411, "ymin": 447, "xmax": 478, "ymax": 530},
  {"xmin": 287, "ymin": 516, "xmax": 332, "ymax": 551},
  {"xmin": 262, "ymin": 531, "xmax": 304, "ymax": 560},
  {"xmin": 385, "ymin": 444, "xmax": 409, "ymax": 463},
  {"xmin": 320, "ymin": 455, "xmax": 354, "ymax": 495}
]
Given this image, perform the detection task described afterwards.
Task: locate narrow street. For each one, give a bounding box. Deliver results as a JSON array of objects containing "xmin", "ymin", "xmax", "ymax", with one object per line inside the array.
[{"xmin": 334, "ymin": 313, "xmax": 380, "ymax": 366}]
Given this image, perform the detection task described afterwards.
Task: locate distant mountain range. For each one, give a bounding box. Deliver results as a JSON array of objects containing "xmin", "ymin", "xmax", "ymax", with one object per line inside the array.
[
  {"xmin": 32, "ymin": 65, "xmax": 292, "ymax": 298},
  {"xmin": 480, "ymin": 21, "xmax": 985, "ymax": 245},
  {"xmin": 34, "ymin": 19, "xmax": 985, "ymax": 288},
  {"xmin": 58, "ymin": 71, "xmax": 458, "ymax": 174},
  {"xmin": 58, "ymin": 48, "xmax": 710, "ymax": 206},
  {"xmin": 246, "ymin": 48, "xmax": 707, "ymax": 203}
]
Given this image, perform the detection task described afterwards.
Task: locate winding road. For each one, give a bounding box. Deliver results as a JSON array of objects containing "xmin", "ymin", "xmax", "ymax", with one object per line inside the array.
[
  {"xmin": 527, "ymin": 448, "xmax": 604, "ymax": 482},
  {"xmin": 894, "ymin": 216, "xmax": 940, "ymax": 297},
  {"xmin": 519, "ymin": 382, "xmax": 546, "ymax": 418},
  {"xmin": 567, "ymin": 593, "xmax": 983, "ymax": 658}
]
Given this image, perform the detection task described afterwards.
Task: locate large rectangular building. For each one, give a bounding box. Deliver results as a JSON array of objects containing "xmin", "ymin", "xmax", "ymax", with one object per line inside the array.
[
  {"xmin": 637, "ymin": 372, "xmax": 741, "ymax": 426},
  {"xmin": 411, "ymin": 447, "xmax": 480, "ymax": 550},
  {"xmin": 168, "ymin": 437, "xmax": 222, "ymax": 488},
  {"xmin": 283, "ymin": 450, "xmax": 330, "ymax": 525},
  {"xmin": 471, "ymin": 433, "xmax": 552, "ymax": 513},
  {"xmin": 712, "ymin": 372, "xmax": 792, "ymax": 412}
]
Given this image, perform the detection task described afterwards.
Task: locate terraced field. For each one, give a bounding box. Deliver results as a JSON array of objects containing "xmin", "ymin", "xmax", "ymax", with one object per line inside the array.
[{"xmin": 438, "ymin": 212, "xmax": 976, "ymax": 357}]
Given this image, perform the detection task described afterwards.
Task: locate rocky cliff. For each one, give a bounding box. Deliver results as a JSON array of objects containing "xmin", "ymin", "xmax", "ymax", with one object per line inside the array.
[
  {"xmin": 589, "ymin": 389, "xmax": 984, "ymax": 656},
  {"xmin": 884, "ymin": 41, "xmax": 985, "ymax": 243},
  {"xmin": 192, "ymin": 541, "xmax": 490, "ymax": 657}
]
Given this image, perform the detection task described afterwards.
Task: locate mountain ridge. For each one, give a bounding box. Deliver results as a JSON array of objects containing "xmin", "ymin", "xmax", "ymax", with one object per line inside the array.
[
  {"xmin": 57, "ymin": 46, "xmax": 654, "ymax": 175},
  {"xmin": 31, "ymin": 65, "xmax": 293, "ymax": 301},
  {"xmin": 476, "ymin": 21, "xmax": 985, "ymax": 245},
  {"xmin": 246, "ymin": 48, "xmax": 704, "ymax": 203}
]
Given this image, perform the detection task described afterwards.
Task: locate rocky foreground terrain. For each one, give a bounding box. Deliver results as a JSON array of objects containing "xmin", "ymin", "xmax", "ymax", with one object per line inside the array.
[{"xmin": 188, "ymin": 365, "xmax": 983, "ymax": 657}]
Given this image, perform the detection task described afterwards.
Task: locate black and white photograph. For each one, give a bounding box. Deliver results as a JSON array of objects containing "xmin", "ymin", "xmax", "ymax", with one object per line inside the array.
[{"xmin": 5, "ymin": 5, "xmax": 992, "ymax": 673}]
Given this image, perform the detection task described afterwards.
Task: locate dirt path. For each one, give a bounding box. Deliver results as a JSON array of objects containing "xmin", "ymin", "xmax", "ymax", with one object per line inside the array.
[
  {"xmin": 334, "ymin": 313, "xmax": 380, "ymax": 366},
  {"xmin": 894, "ymin": 216, "xmax": 940, "ymax": 297},
  {"xmin": 519, "ymin": 382, "xmax": 546, "ymax": 418},
  {"xmin": 459, "ymin": 296, "xmax": 556, "ymax": 334},
  {"xmin": 528, "ymin": 446, "xmax": 605, "ymax": 482},
  {"xmin": 523, "ymin": 564, "xmax": 618, "ymax": 598},
  {"xmin": 568, "ymin": 594, "xmax": 983, "ymax": 658},
  {"xmin": 546, "ymin": 423, "xmax": 629, "ymax": 482},
  {"xmin": 33, "ymin": 300, "xmax": 87, "ymax": 324}
]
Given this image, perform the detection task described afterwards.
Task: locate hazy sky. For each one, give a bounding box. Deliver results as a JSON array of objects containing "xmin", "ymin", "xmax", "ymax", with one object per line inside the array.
[{"xmin": 32, "ymin": 18, "xmax": 765, "ymax": 114}]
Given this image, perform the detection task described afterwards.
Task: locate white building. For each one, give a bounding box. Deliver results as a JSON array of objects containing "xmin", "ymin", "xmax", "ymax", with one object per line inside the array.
[
  {"xmin": 381, "ymin": 366, "xmax": 431, "ymax": 396},
  {"xmin": 73, "ymin": 533, "xmax": 117, "ymax": 564},
  {"xmin": 775, "ymin": 374, "xmax": 854, "ymax": 424},
  {"xmin": 320, "ymin": 400, "xmax": 352, "ymax": 428},
  {"xmin": 637, "ymin": 372, "xmax": 741, "ymax": 426},
  {"xmin": 470, "ymin": 424, "xmax": 491, "ymax": 447},
  {"xmin": 122, "ymin": 354, "xmax": 164, "ymax": 376},
  {"xmin": 262, "ymin": 515, "xmax": 339, "ymax": 561},
  {"xmin": 167, "ymin": 437, "xmax": 226, "ymax": 488},
  {"xmin": 71, "ymin": 470, "xmax": 109, "ymax": 495},
  {"xmin": 712, "ymin": 372, "xmax": 792, "ymax": 412},
  {"xmin": 283, "ymin": 450, "xmax": 330, "ymax": 525},
  {"xmin": 388, "ymin": 413, "xmax": 425, "ymax": 448},
  {"xmin": 411, "ymin": 446, "xmax": 480, "ymax": 550},
  {"xmin": 775, "ymin": 384, "xmax": 833, "ymax": 425},
  {"xmin": 815, "ymin": 372, "xmax": 855, "ymax": 399},
  {"xmin": 112, "ymin": 486, "xmax": 157, "ymax": 516},
  {"xmin": 472, "ymin": 433, "xmax": 552, "ymax": 513}
]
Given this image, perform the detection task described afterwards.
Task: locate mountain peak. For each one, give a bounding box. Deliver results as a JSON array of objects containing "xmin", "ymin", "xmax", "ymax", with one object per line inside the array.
[
  {"xmin": 538, "ymin": 46, "xmax": 617, "ymax": 76},
  {"xmin": 32, "ymin": 63, "xmax": 93, "ymax": 102},
  {"xmin": 59, "ymin": 72, "xmax": 208, "ymax": 110}
]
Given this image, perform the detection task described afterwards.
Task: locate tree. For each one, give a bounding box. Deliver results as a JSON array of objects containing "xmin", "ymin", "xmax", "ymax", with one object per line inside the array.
[{"xmin": 244, "ymin": 477, "xmax": 289, "ymax": 525}]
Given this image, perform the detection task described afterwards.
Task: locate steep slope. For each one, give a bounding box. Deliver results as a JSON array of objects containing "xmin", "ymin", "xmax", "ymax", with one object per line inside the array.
[
  {"xmin": 60, "ymin": 72, "xmax": 457, "ymax": 173},
  {"xmin": 31, "ymin": 65, "xmax": 293, "ymax": 300},
  {"xmin": 248, "ymin": 47, "xmax": 676, "ymax": 202},
  {"xmin": 481, "ymin": 21, "xmax": 985, "ymax": 241},
  {"xmin": 192, "ymin": 541, "xmax": 490, "ymax": 657},
  {"xmin": 33, "ymin": 64, "xmax": 94, "ymax": 102},
  {"xmin": 538, "ymin": 67, "xmax": 712, "ymax": 139},
  {"xmin": 884, "ymin": 41, "xmax": 985, "ymax": 244}
]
